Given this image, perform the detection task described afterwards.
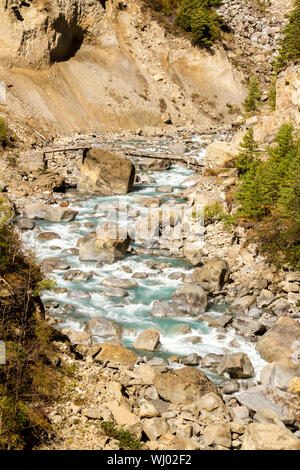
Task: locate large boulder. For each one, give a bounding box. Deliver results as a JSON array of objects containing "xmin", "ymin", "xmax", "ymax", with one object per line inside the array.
[
  {"xmin": 23, "ymin": 203, "xmax": 77, "ymax": 222},
  {"xmin": 23, "ymin": 202, "xmax": 48, "ymax": 219},
  {"xmin": 172, "ymin": 284, "xmax": 208, "ymax": 316},
  {"xmin": 241, "ymin": 423, "xmax": 300, "ymax": 450},
  {"xmin": 94, "ymin": 343, "xmax": 138, "ymax": 368},
  {"xmin": 256, "ymin": 317, "xmax": 300, "ymax": 372},
  {"xmin": 191, "ymin": 258, "xmax": 230, "ymax": 293},
  {"xmin": 83, "ymin": 318, "xmax": 122, "ymax": 342},
  {"xmin": 205, "ymin": 141, "xmax": 237, "ymax": 170},
  {"xmin": 203, "ymin": 422, "xmax": 231, "ymax": 449},
  {"xmin": 133, "ymin": 329, "xmax": 161, "ymax": 352},
  {"xmin": 45, "ymin": 206, "xmax": 78, "ymax": 222},
  {"xmin": 77, "ymin": 148, "xmax": 135, "ymax": 196},
  {"xmin": 153, "ymin": 367, "xmax": 218, "ymax": 405},
  {"xmin": 236, "ymin": 385, "xmax": 296, "ymax": 424},
  {"xmin": 79, "ymin": 225, "xmax": 130, "ymax": 263},
  {"xmin": 260, "ymin": 362, "xmax": 300, "ymax": 390},
  {"xmin": 217, "ymin": 353, "xmax": 254, "ymax": 379}
]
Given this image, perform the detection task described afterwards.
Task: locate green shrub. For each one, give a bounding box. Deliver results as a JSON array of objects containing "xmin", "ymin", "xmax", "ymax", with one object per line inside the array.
[
  {"xmin": 268, "ymin": 73, "xmax": 277, "ymax": 110},
  {"xmin": 277, "ymin": 0, "xmax": 300, "ymax": 67},
  {"xmin": 100, "ymin": 421, "xmax": 142, "ymax": 450},
  {"xmin": 243, "ymin": 76, "xmax": 262, "ymax": 113},
  {"xmin": 176, "ymin": 0, "xmax": 223, "ymax": 47},
  {"xmin": 0, "ymin": 117, "xmax": 7, "ymax": 146},
  {"xmin": 204, "ymin": 202, "xmax": 237, "ymax": 227}
]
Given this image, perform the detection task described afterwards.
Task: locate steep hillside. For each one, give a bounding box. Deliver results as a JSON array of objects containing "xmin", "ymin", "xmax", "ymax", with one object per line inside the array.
[{"xmin": 0, "ymin": 0, "xmax": 246, "ymax": 135}]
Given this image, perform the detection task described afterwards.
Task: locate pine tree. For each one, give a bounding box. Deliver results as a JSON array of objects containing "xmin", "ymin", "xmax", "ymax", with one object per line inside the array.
[
  {"xmin": 176, "ymin": 0, "xmax": 223, "ymax": 46},
  {"xmin": 236, "ymin": 160, "xmax": 266, "ymax": 219},
  {"xmin": 243, "ymin": 76, "xmax": 262, "ymax": 113},
  {"xmin": 235, "ymin": 127, "xmax": 260, "ymax": 175},
  {"xmin": 276, "ymin": 150, "xmax": 300, "ymax": 223},
  {"xmin": 277, "ymin": 0, "xmax": 300, "ymax": 67}
]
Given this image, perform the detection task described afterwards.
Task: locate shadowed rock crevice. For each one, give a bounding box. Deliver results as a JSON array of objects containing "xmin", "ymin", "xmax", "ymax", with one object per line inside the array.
[{"xmin": 50, "ymin": 15, "xmax": 84, "ymax": 64}]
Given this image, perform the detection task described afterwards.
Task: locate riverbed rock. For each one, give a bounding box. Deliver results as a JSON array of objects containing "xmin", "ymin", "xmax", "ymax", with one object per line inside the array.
[
  {"xmin": 18, "ymin": 218, "xmax": 36, "ymax": 230},
  {"xmin": 83, "ymin": 318, "xmax": 121, "ymax": 342},
  {"xmin": 102, "ymin": 288, "xmax": 128, "ymax": 298},
  {"xmin": 205, "ymin": 141, "xmax": 237, "ymax": 170},
  {"xmin": 151, "ymin": 300, "xmax": 178, "ymax": 318},
  {"xmin": 68, "ymin": 289, "xmax": 91, "ymax": 300},
  {"xmin": 241, "ymin": 423, "xmax": 300, "ymax": 450},
  {"xmin": 134, "ymin": 364, "xmax": 160, "ymax": 385},
  {"xmin": 143, "ymin": 418, "xmax": 170, "ymax": 441},
  {"xmin": 181, "ymin": 353, "xmax": 201, "ymax": 366},
  {"xmin": 79, "ymin": 226, "xmax": 130, "ymax": 263},
  {"xmin": 41, "ymin": 257, "xmax": 70, "ymax": 271},
  {"xmin": 203, "ymin": 422, "xmax": 231, "ymax": 448},
  {"xmin": 191, "ymin": 258, "xmax": 230, "ymax": 293},
  {"xmin": 23, "ymin": 202, "xmax": 48, "ymax": 219},
  {"xmin": 94, "ymin": 343, "xmax": 138, "ymax": 368},
  {"xmin": 133, "ymin": 329, "xmax": 161, "ymax": 352},
  {"xmin": 45, "ymin": 206, "xmax": 78, "ymax": 222},
  {"xmin": 141, "ymin": 158, "xmax": 172, "ymax": 171},
  {"xmin": 256, "ymin": 317, "xmax": 300, "ymax": 372},
  {"xmin": 153, "ymin": 367, "xmax": 218, "ymax": 405},
  {"xmin": 63, "ymin": 270, "xmax": 93, "ymax": 282},
  {"xmin": 172, "ymin": 284, "xmax": 208, "ymax": 315},
  {"xmin": 101, "ymin": 277, "xmax": 137, "ymax": 289},
  {"xmin": 217, "ymin": 353, "xmax": 254, "ymax": 379},
  {"xmin": 139, "ymin": 402, "xmax": 160, "ymax": 418},
  {"xmin": 201, "ymin": 353, "xmax": 224, "ymax": 371},
  {"xmin": 236, "ymin": 385, "xmax": 296, "ymax": 424},
  {"xmin": 38, "ymin": 232, "xmax": 61, "ymax": 242},
  {"xmin": 77, "ymin": 148, "xmax": 135, "ymax": 196},
  {"xmin": 231, "ymin": 315, "xmax": 266, "ymax": 337},
  {"xmin": 156, "ymin": 185, "xmax": 173, "ymax": 193},
  {"xmin": 260, "ymin": 362, "xmax": 300, "ymax": 390},
  {"xmin": 61, "ymin": 328, "xmax": 91, "ymax": 346}
]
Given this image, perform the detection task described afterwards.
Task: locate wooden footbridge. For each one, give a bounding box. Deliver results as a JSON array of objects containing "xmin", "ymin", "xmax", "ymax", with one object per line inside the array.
[{"xmin": 41, "ymin": 143, "xmax": 204, "ymax": 170}]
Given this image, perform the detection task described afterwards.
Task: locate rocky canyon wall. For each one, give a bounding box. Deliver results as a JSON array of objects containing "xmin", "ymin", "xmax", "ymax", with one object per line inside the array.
[{"xmin": 0, "ymin": 0, "xmax": 247, "ymax": 135}]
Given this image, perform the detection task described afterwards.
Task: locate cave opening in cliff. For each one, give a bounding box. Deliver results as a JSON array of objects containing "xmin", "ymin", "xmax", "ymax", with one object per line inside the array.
[
  {"xmin": 99, "ymin": 0, "xmax": 107, "ymax": 8},
  {"xmin": 50, "ymin": 16, "xmax": 84, "ymax": 64}
]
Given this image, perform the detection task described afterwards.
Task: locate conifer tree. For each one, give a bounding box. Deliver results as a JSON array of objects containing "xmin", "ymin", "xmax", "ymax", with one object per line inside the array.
[
  {"xmin": 277, "ymin": 0, "xmax": 300, "ymax": 67},
  {"xmin": 243, "ymin": 76, "xmax": 262, "ymax": 113},
  {"xmin": 236, "ymin": 160, "xmax": 266, "ymax": 219},
  {"xmin": 235, "ymin": 127, "xmax": 260, "ymax": 175}
]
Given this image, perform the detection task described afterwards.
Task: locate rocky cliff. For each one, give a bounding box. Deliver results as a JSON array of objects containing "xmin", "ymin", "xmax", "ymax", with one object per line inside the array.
[{"xmin": 0, "ymin": 0, "xmax": 247, "ymax": 135}]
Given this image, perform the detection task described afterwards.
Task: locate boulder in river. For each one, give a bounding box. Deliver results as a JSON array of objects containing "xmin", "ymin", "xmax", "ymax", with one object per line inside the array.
[
  {"xmin": 63, "ymin": 270, "xmax": 93, "ymax": 282},
  {"xmin": 172, "ymin": 284, "xmax": 208, "ymax": 315},
  {"xmin": 18, "ymin": 218, "xmax": 35, "ymax": 230},
  {"xmin": 153, "ymin": 366, "xmax": 218, "ymax": 405},
  {"xmin": 151, "ymin": 300, "xmax": 179, "ymax": 318},
  {"xmin": 133, "ymin": 329, "xmax": 161, "ymax": 352},
  {"xmin": 191, "ymin": 258, "xmax": 230, "ymax": 293},
  {"xmin": 101, "ymin": 277, "xmax": 138, "ymax": 289},
  {"xmin": 256, "ymin": 317, "xmax": 300, "ymax": 373},
  {"xmin": 41, "ymin": 257, "xmax": 70, "ymax": 271},
  {"xmin": 79, "ymin": 226, "xmax": 130, "ymax": 263},
  {"xmin": 217, "ymin": 352, "xmax": 254, "ymax": 379},
  {"xmin": 37, "ymin": 232, "xmax": 61, "ymax": 242},
  {"xmin": 83, "ymin": 318, "xmax": 122, "ymax": 342},
  {"xmin": 45, "ymin": 206, "xmax": 78, "ymax": 222},
  {"xmin": 77, "ymin": 148, "xmax": 135, "ymax": 196}
]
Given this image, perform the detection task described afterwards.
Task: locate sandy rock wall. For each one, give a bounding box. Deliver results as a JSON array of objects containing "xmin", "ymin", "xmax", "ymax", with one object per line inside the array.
[{"xmin": 0, "ymin": 0, "xmax": 247, "ymax": 135}]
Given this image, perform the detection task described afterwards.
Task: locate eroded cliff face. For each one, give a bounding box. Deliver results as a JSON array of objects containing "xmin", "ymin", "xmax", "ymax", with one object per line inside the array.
[{"xmin": 0, "ymin": 0, "xmax": 246, "ymax": 135}]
